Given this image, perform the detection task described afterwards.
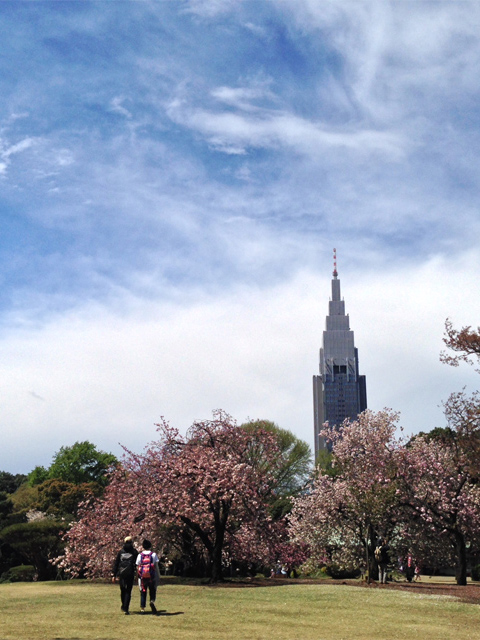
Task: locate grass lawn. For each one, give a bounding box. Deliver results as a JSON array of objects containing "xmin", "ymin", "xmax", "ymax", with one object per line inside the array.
[{"xmin": 1, "ymin": 578, "xmax": 479, "ymax": 640}]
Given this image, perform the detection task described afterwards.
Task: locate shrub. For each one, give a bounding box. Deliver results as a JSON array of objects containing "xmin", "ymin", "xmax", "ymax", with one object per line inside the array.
[
  {"xmin": 471, "ymin": 564, "xmax": 480, "ymax": 581},
  {"xmin": 0, "ymin": 564, "xmax": 36, "ymax": 583},
  {"xmin": 325, "ymin": 563, "xmax": 361, "ymax": 579},
  {"xmin": 0, "ymin": 519, "xmax": 65, "ymax": 580}
]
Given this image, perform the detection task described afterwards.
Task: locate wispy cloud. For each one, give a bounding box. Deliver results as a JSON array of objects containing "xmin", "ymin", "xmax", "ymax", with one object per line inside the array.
[
  {"xmin": 109, "ymin": 96, "xmax": 133, "ymax": 119},
  {"xmin": 0, "ymin": 1, "xmax": 479, "ymax": 472},
  {"xmin": 0, "ymin": 136, "xmax": 36, "ymax": 175},
  {"xmin": 166, "ymin": 98, "xmax": 405, "ymax": 157}
]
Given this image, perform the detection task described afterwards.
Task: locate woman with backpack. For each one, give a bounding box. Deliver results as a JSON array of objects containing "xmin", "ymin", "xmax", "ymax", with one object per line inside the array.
[
  {"xmin": 136, "ymin": 539, "xmax": 161, "ymax": 614},
  {"xmin": 112, "ymin": 536, "xmax": 138, "ymax": 615}
]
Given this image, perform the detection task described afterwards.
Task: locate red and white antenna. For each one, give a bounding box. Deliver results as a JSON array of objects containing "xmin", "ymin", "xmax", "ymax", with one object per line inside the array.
[{"xmin": 333, "ymin": 247, "xmax": 338, "ymax": 277}]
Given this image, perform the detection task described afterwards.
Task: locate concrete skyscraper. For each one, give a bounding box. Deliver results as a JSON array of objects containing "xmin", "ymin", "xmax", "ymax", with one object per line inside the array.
[{"xmin": 313, "ymin": 251, "xmax": 367, "ymax": 458}]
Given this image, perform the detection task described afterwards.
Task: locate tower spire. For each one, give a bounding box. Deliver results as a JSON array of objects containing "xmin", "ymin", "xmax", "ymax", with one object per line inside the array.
[{"xmin": 313, "ymin": 255, "xmax": 368, "ymax": 457}]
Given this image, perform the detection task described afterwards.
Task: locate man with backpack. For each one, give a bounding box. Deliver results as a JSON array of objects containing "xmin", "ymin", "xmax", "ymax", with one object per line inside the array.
[
  {"xmin": 113, "ymin": 536, "xmax": 138, "ymax": 615},
  {"xmin": 136, "ymin": 539, "xmax": 161, "ymax": 614}
]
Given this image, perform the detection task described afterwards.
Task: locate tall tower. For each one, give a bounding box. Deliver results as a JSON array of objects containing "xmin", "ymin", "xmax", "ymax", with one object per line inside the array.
[{"xmin": 313, "ymin": 250, "xmax": 367, "ymax": 458}]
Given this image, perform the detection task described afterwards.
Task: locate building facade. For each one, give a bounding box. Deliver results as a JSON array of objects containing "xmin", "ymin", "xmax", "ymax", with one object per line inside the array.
[{"xmin": 313, "ymin": 254, "xmax": 367, "ymax": 458}]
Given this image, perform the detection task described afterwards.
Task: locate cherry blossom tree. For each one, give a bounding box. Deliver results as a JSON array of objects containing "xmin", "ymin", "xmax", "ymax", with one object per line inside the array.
[
  {"xmin": 289, "ymin": 410, "xmax": 402, "ymax": 579},
  {"xmin": 413, "ymin": 318, "xmax": 480, "ymax": 583},
  {"xmin": 441, "ymin": 319, "xmax": 480, "ymax": 370},
  {"xmin": 395, "ymin": 319, "xmax": 480, "ymax": 584},
  {"xmin": 59, "ymin": 411, "xmax": 291, "ymax": 582},
  {"xmin": 289, "ymin": 323, "xmax": 480, "ymax": 584},
  {"xmin": 397, "ymin": 426, "xmax": 480, "ymax": 585},
  {"xmin": 56, "ymin": 465, "xmax": 141, "ymax": 578}
]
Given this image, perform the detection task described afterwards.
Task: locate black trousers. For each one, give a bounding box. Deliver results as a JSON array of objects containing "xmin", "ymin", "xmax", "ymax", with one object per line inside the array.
[{"xmin": 119, "ymin": 576, "xmax": 134, "ymax": 611}]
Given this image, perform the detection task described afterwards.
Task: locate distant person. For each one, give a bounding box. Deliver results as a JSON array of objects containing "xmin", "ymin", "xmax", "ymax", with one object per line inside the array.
[
  {"xmin": 405, "ymin": 552, "xmax": 415, "ymax": 582},
  {"xmin": 113, "ymin": 536, "xmax": 138, "ymax": 615},
  {"xmin": 414, "ymin": 562, "xmax": 422, "ymax": 581},
  {"xmin": 376, "ymin": 538, "xmax": 390, "ymax": 584},
  {"xmin": 136, "ymin": 539, "xmax": 161, "ymax": 614}
]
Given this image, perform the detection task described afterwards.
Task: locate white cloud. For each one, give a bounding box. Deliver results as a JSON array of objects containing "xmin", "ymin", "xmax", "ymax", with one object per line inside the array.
[
  {"xmin": 283, "ymin": 0, "xmax": 480, "ymax": 122},
  {"xmin": 0, "ymin": 136, "xmax": 36, "ymax": 176},
  {"xmin": 347, "ymin": 251, "xmax": 480, "ymax": 435},
  {"xmin": 183, "ymin": 0, "xmax": 240, "ymax": 18},
  {"xmin": 54, "ymin": 149, "xmax": 75, "ymax": 167},
  {"xmin": 3, "ymin": 137, "xmax": 35, "ymax": 158},
  {"xmin": 211, "ymin": 83, "xmax": 276, "ymax": 111},
  {"xmin": 1, "ymin": 252, "xmax": 479, "ymax": 474},
  {"xmin": 1, "ymin": 1, "xmax": 480, "ymax": 479},
  {"xmin": 167, "ymin": 98, "xmax": 405, "ymax": 158},
  {"xmin": 109, "ymin": 96, "xmax": 133, "ymax": 119}
]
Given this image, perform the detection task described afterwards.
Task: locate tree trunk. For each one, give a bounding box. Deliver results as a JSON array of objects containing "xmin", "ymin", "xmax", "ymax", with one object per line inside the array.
[
  {"xmin": 365, "ymin": 523, "xmax": 375, "ymax": 584},
  {"xmin": 209, "ymin": 501, "xmax": 230, "ymax": 583},
  {"xmin": 210, "ymin": 536, "xmax": 224, "ymax": 583},
  {"xmin": 364, "ymin": 534, "xmax": 370, "ymax": 583},
  {"xmin": 454, "ymin": 531, "xmax": 467, "ymax": 585},
  {"xmin": 181, "ymin": 501, "xmax": 230, "ymax": 583}
]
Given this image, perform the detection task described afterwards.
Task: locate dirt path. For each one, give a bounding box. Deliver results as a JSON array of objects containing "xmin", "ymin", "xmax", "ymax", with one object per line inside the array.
[{"xmin": 348, "ymin": 578, "xmax": 480, "ymax": 605}]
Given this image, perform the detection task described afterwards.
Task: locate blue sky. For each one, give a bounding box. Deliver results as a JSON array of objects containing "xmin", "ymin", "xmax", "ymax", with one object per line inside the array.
[{"xmin": 1, "ymin": 1, "xmax": 480, "ymax": 473}]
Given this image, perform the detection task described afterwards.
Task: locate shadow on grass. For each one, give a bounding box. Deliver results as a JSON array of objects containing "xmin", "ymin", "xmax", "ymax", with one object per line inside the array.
[
  {"xmin": 160, "ymin": 575, "xmax": 319, "ymax": 588},
  {"xmin": 132, "ymin": 609, "xmax": 184, "ymax": 616}
]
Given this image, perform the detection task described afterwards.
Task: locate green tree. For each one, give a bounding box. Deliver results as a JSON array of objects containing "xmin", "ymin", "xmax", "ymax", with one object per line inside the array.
[
  {"xmin": 35, "ymin": 479, "xmax": 103, "ymax": 518},
  {"xmin": 27, "ymin": 466, "xmax": 49, "ymax": 487},
  {"xmin": 0, "ymin": 492, "xmax": 13, "ymax": 525},
  {"xmin": 0, "ymin": 520, "xmax": 65, "ymax": 580},
  {"xmin": 241, "ymin": 420, "xmax": 312, "ymax": 518},
  {"xmin": 0, "ymin": 471, "xmax": 27, "ymax": 494},
  {"xmin": 9, "ymin": 484, "xmax": 39, "ymax": 517},
  {"xmin": 413, "ymin": 426, "xmax": 457, "ymax": 445},
  {"xmin": 315, "ymin": 449, "xmax": 340, "ymax": 478},
  {"xmin": 0, "ymin": 473, "xmax": 25, "ymax": 529},
  {"xmin": 45, "ymin": 441, "xmax": 117, "ymax": 486}
]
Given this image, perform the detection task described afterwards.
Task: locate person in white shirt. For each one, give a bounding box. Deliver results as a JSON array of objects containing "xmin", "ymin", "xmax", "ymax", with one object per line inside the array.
[{"xmin": 136, "ymin": 539, "xmax": 161, "ymax": 614}]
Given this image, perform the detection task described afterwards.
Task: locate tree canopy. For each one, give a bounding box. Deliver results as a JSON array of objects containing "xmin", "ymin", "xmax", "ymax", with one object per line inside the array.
[
  {"xmin": 5, "ymin": 319, "xmax": 480, "ymax": 584},
  {"xmin": 0, "ymin": 519, "xmax": 65, "ymax": 581},
  {"xmin": 291, "ymin": 400, "xmax": 480, "ymax": 584},
  {"xmin": 28, "ymin": 441, "xmax": 117, "ymax": 487},
  {"xmin": 59, "ymin": 411, "xmax": 304, "ymax": 582},
  {"xmin": 240, "ymin": 419, "xmax": 312, "ymax": 518},
  {"xmin": 0, "ymin": 471, "xmax": 27, "ymax": 495},
  {"xmin": 289, "ymin": 409, "xmax": 402, "ymax": 575}
]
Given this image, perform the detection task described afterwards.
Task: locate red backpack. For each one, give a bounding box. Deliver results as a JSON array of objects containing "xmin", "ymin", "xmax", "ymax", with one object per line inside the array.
[{"xmin": 138, "ymin": 552, "xmax": 155, "ymax": 581}]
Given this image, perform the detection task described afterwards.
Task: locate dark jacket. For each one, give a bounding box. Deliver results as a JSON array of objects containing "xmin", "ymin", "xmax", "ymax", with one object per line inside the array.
[
  {"xmin": 378, "ymin": 543, "xmax": 390, "ymax": 565},
  {"xmin": 113, "ymin": 541, "xmax": 138, "ymax": 579}
]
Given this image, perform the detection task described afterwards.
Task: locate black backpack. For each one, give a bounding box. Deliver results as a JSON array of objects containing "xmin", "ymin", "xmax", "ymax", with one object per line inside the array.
[{"xmin": 118, "ymin": 551, "xmax": 135, "ymax": 579}]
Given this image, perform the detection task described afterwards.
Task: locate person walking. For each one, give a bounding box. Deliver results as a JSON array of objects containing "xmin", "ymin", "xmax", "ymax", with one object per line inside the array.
[
  {"xmin": 136, "ymin": 539, "xmax": 161, "ymax": 614},
  {"xmin": 113, "ymin": 536, "xmax": 138, "ymax": 615}
]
